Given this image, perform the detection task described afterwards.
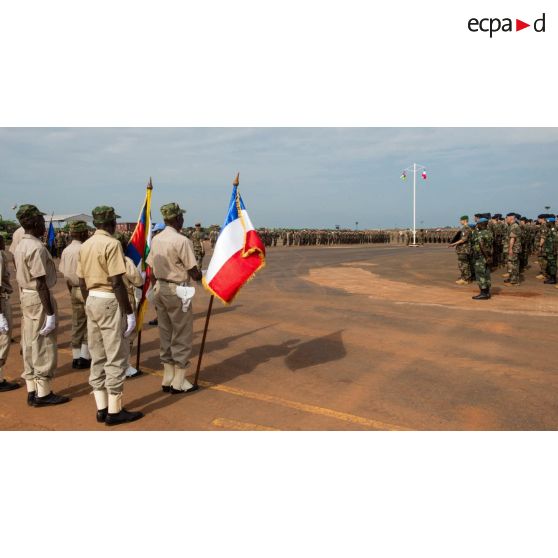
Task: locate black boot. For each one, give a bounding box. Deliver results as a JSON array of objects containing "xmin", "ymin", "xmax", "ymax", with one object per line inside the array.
[
  {"xmin": 96, "ymin": 408, "xmax": 108, "ymax": 423},
  {"xmin": 32, "ymin": 392, "xmax": 71, "ymax": 406},
  {"xmin": 0, "ymin": 379, "xmax": 20, "ymax": 392},
  {"xmin": 105, "ymin": 408, "xmax": 144, "ymax": 426},
  {"xmin": 27, "ymin": 391, "xmax": 36, "ymax": 406},
  {"xmin": 472, "ymin": 288, "xmax": 491, "ymax": 300},
  {"xmin": 544, "ymin": 276, "xmax": 556, "ymax": 284},
  {"xmin": 76, "ymin": 358, "xmax": 91, "ymax": 369}
]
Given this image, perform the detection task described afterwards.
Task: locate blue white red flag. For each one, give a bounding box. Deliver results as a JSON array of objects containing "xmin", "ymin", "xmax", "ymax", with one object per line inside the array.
[{"xmin": 203, "ymin": 178, "xmax": 265, "ymax": 304}]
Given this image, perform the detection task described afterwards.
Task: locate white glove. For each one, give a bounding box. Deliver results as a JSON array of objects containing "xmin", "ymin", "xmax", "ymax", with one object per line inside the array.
[
  {"xmin": 39, "ymin": 314, "xmax": 56, "ymax": 336},
  {"xmin": 0, "ymin": 313, "xmax": 8, "ymax": 334},
  {"xmin": 124, "ymin": 313, "xmax": 136, "ymax": 338},
  {"xmin": 134, "ymin": 287, "xmax": 143, "ymax": 305},
  {"xmin": 176, "ymin": 285, "xmax": 195, "ymax": 312},
  {"xmin": 140, "ymin": 271, "xmax": 146, "ymax": 282}
]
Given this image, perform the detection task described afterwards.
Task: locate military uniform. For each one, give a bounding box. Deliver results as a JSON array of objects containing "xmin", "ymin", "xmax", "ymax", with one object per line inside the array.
[
  {"xmin": 77, "ymin": 206, "xmax": 142, "ymax": 424},
  {"xmin": 59, "ymin": 221, "xmax": 90, "ymax": 368},
  {"xmin": 14, "ymin": 205, "xmax": 67, "ymax": 404},
  {"xmin": 0, "ymin": 244, "xmax": 19, "ymax": 391},
  {"xmin": 191, "ymin": 225, "xmax": 205, "ymax": 269},
  {"xmin": 471, "ymin": 217, "xmax": 493, "ymax": 299},
  {"xmin": 147, "ymin": 202, "xmax": 198, "ymax": 393},
  {"xmin": 454, "ymin": 219, "xmax": 472, "ymax": 283},
  {"xmin": 505, "ymin": 218, "xmax": 522, "ymax": 285},
  {"xmin": 542, "ymin": 217, "xmax": 557, "ymax": 284},
  {"xmin": 8, "ymin": 226, "xmax": 25, "ymax": 262}
]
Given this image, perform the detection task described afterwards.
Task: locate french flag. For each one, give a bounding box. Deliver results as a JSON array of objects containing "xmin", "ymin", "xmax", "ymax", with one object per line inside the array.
[{"xmin": 203, "ymin": 178, "xmax": 265, "ymax": 304}]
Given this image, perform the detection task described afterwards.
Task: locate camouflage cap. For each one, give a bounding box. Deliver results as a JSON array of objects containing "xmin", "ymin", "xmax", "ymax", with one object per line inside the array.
[
  {"xmin": 160, "ymin": 202, "xmax": 186, "ymax": 220},
  {"xmin": 16, "ymin": 204, "xmax": 46, "ymax": 225},
  {"xmin": 92, "ymin": 206, "xmax": 120, "ymax": 225},
  {"xmin": 69, "ymin": 220, "xmax": 88, "ymax": 233},
  {"xmin": 460, "ymin": 215, "xmax": 469, "ymax": 221}
]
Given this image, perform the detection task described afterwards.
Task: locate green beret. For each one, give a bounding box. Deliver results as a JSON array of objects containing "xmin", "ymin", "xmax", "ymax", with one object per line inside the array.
[
  {"xmin": 69, "ymin": 220, "xmax": 88, "ymax": 233},
  {"xmin": 460, "ymin": 215, "xmax": 469, "ymax": 221},
  {"xmin": 92, "ymin": 206, "xmax": 120, "ymax": 225},
  {"xmin": 161, "ymin": 202, "xmax": 186, "ymax": 220},
  {"xmin": 16, "ymin": 204, "xmax": 46, "ymax": 225}
]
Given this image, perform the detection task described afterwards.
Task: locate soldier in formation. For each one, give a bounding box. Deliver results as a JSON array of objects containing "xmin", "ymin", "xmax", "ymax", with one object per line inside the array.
[
  {"xmin": 448, "ymin": 215, "xmax": 472, "ymax": 285},
  {"xmin": 191, "ymin": 222, "xmax": 206, "ymax": 270}
]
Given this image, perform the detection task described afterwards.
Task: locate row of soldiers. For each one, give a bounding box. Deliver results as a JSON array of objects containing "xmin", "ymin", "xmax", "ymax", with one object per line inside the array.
[
  {"xmin": 449, "ymin": 212, "xmax": 558, "ymax": 299},
  {"xmin": 0, "ymin": 202, "xmax": 204, "ymax": 426},
  {"xmin": 258, "ymin": 229, "xmax": 392, "ymax": 247}
]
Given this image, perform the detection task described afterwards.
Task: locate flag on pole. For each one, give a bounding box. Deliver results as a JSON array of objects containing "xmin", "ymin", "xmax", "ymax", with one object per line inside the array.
[
  {"xmin": 400, "ymin": 171, "xmax": 407, "ymax": 181},
  {"xmin": 422, "ymin": 171, "xmax": 427, "ymax": 180},
  {"xmin": 125, "ymin": 179, "xmax": 153, "ymax": 331},
  {"xmin": 203, "ymin": 175, "xmax": 265, "ymax": 304},
  {"xmin": 47, "ymin": 219, "xmax": 55, "ymax": 250}
]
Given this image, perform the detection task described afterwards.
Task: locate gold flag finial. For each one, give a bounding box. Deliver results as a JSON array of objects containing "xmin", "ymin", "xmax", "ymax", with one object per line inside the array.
[
  {"xmin": 233, "ymin": 172, "xmax": 240, "ymax": 186},
  {"xmin": 147, "ymin": 177, "xmax": 153, "ymax": 190}
]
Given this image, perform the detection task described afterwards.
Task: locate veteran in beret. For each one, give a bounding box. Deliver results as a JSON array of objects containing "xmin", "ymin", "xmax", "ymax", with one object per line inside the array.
[
  {"xmin": 77, "ymin": 206, "xmax": 143, "ymax": 425},
  {"xmin": 13, "ymin": 204, "xmax": 69, "ymax": 406}
]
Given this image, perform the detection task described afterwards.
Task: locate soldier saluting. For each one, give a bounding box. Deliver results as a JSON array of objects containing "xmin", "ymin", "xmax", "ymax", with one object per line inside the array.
[
  {"xmin": 77, "ymin": 206, "xmax": 143, "ymax": 425},
  {"xmin": 147, "ymin": 203, "xmax": 202, "ymax": 394},
  {"xmin": 14, "ymin": 204, "xmax": 69, "ymax": 406}
]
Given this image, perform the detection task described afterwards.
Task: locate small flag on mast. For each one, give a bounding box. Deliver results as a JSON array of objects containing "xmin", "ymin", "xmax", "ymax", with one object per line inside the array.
[
  {"xmin": 422, "ymin": 171, "xmax": 427, "ymax": 180},
  {"xmin": 47, "ymin": 219, "xmax": 55, "ymax": 250},
  {"xmin": 400, "ymin": 171, "xmax": 407, "ymax": 181}
]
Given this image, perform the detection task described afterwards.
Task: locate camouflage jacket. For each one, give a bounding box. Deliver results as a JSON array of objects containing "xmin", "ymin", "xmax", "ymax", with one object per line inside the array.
[
  {"xmin": 471, "ymin": 228, "xmax": 493, "ymax": 261},
  {"xmin": 191, "ymin": 230, "xmax": 205, "ymax": 254},
  {"xmin": 455, "ymin": 225, "xmax": 471, "ymax": 255},
  {"xmin": 507, "ymin": 222, "xmax": 522, "ymax": 254},
  {"xmin": 542, "ymin": 225, "xmax": 557, "ymax": 255}
]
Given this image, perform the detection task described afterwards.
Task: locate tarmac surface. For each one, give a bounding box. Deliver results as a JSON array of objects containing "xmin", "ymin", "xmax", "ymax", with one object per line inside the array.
[{"xmin": 1, "ymin": 243, "xmax": 558, "ymax": 430}]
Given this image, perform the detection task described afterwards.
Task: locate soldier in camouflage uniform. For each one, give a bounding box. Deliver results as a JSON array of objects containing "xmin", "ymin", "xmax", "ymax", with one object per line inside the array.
[
  {"xmin": 449, "ymin": 215, "xmax": 472, "ymax": 285},
  {"xmin": 542, "ymin": 215, "xmax": 557, "ymax": 285},
  {"xmin": 471, "ymin": 214, "xmax": 493, "ymax": 300},
  {"xmin": 535, "ymin": 214, "xmax": 548, "ymax": 280},
  {"xmin": 191, "ymin": 223, "xmax": 205, "ymax": 270},
  {"xmin": 504, "ymin": 213, "xmax": 522, "ymax": 286}
]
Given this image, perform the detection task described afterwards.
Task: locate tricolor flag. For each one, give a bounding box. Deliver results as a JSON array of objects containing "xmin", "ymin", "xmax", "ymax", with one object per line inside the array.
[
  {"xmin": 203, "ymin": 175, "xmax": 265, "ymax": 304},
  {"xmin": 400, "ymin": 171, "xmax": 407, "ymax": 181},
  {"xmin": 125, "ymin": 179, "xmax": 153, "ymax": 331},
  {"xmin": 422, "ymin": 171, "xmax": 427, "ymax": 180}
]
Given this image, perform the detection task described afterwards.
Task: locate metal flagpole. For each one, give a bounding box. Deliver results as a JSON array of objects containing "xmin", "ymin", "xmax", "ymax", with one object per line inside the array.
[{"xmin": 401, "ymin": 162, "xmax": 426, "ymax": 247}]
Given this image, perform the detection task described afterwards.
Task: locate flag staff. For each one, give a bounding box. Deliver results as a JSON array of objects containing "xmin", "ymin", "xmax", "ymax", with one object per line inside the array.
[
  {"xmin": 401, "ymin": 162, "xmax": 426, "ymax": 246},
  {"xmin": 193, "ymin": 171, "xmax": 240, "ymax": 387},
  {"xmin": 135, "ymin": 177, "xmax": 153, "ymax": 373}
]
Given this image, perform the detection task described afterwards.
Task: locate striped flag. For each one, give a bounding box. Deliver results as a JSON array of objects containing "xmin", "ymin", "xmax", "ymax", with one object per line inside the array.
[
  {"xmin": 203, "ymin": 175, "xmax": 265, "ymax": 304},
  {"xmin": 125, "ymin": 179, "xmax": 153, "ymax": 331}
]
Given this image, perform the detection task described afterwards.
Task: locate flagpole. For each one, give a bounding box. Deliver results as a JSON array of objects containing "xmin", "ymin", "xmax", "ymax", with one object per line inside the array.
[
  {"xmin": 193, "ymin": 294, "xmax": 214, "ymax": 387},
  {"xmin": 135, "ymin": 177, "xmax": 153, "ymax": 374},
  {"xmin": 402, "ymin": 162, "xmax": 426, "ymax": 247},
  {"xmin": 193, "ymin": 171, "xmax": 240, "ymax": 387},
  {"xmin": 413, "ymin": 163, "xmax": 417, "ymax": 245}
]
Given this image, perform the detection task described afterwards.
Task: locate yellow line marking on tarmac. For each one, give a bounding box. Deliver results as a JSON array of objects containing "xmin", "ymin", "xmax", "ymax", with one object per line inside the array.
[
  {"xmin": 211, "ymin": 418, "xmax": 279, "ymax": 431},
  {"xmin": 140, "ymin": 365, "xmax": 409, "ymax": 431}
]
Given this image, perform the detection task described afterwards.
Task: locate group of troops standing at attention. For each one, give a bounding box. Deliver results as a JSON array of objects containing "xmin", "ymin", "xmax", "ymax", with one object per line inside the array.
[
  {"xmin": 0, "ymin": 202, "xmax": 202, "ymax": 426},
  {"xmin": 449, "ymin": 212, "xmax": 558, "ymax": 300}
]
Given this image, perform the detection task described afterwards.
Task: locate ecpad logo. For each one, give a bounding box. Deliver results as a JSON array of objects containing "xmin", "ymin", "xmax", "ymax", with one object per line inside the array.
[{"xmin": 468, "ymin": 13, "xmax": 546, "ymax": 37}]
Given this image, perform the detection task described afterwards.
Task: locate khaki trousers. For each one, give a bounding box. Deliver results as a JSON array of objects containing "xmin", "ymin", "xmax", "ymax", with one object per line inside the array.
[
  {"xmin": 153, "ymin": 281, "xmax": 193, "ymax": 368},
  {"xmin": 85, "ymin": 296, "xmax": 127, "ymax": 395},
  {"xmin": 70, "ymin": 287, "xmax": 88, "ymax": 348},
  {"xmin": 0, "ymin": 296, "xmax": 12, "ymax": 377},
  {"xmin": 20, "ymin": 291, "xmax": 58, "ymax": 383}
]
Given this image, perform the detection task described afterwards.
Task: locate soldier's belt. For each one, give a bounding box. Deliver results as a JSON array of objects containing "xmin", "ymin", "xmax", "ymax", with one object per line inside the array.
[
  {"xmin": 21, "ymin": 288, "xmax": 38, "ymax": 294},
  {"xmin": 88, "ymin": 290, "xmax": 116, "ymax": 299}
]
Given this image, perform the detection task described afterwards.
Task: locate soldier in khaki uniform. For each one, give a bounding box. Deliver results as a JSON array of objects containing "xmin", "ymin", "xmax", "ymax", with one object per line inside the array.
[
  {"xmin": 8, "ymin": 225, "xmax": 25, "ymax": 264},
  {"xmin": 449, "ymin": 215, "xmax": 472, "ymax": 285},
  {"xmin": 0, "ymin": 235, "xmax": 20, "ymax": 392},
  {"xmin": 115, "ymin": 232, "xmax": 144, "ymax": 378},
  {"xmin": 77, "ymin": 207, "xmax": 143, "ymax": 425},
  {"xmin": 147, "ymin": 202, "xmax": 202, "ymax": 394},
  {"xmin": 59, "ymin": 220, "xmax": 91, "ymax": 369},
  {"xmin": 191, "ymin": 222, "xmax": 205, "ymax": 269},
  {"xmin": 14, "ymin": 204, "xmax": 69, "ymax": 406}
]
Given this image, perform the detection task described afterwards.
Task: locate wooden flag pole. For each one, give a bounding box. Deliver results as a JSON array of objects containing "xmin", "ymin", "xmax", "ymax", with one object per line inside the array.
[
  {"xmin": 193, "ymin": 294, "xmax": 214, "ymax": 387},
  {"xmin": 193, "ymin": 172, "xmax": 238, "ymax": 387},
  {"xmin": 134, "ymin": 177, "xmax": 154, "ymax": 374}
]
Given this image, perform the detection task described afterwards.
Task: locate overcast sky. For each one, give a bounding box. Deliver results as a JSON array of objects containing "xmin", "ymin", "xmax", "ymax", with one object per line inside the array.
[{"xmin": 1, "ymin": 128, "xmax": 557, "ymax": 229}]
